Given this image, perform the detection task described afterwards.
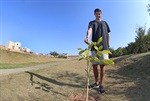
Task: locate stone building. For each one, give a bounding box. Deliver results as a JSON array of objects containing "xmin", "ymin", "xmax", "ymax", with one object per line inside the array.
[
  {"xmin": 6, "ymin": 41, "xmax": 30, "ymax": 52},
  {"xmin": 6, "ymin": 41, "xmax": 21, "ymax": 51},
  {"xmin": 21, "ymin": 47, "xmax": 30, "ymax": 52}
]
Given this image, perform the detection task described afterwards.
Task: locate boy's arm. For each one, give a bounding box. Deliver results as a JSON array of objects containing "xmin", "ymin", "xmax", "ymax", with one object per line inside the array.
[{"xmin": 84, "ymin": 28, "xmax": 92, "ymax": 45}]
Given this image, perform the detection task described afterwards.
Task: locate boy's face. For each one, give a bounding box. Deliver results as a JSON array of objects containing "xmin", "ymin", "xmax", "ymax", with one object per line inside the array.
[{"xmin": 94, "ymin": 11, "xmax": 102, "ymax": 19}]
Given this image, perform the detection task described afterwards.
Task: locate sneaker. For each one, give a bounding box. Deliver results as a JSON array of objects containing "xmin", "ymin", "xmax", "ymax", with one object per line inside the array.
[
  {"xmin": 98, "ymin": 86, "xmax": 105, "ymax": 94},
  {"xmin": 88, "ymin": 83, "xmax": 99, "ymax": 89}
]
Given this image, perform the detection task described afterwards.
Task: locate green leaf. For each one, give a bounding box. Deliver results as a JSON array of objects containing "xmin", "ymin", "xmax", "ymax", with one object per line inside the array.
[
  {"xmin": 78, "ymin": 50, "xmax": 85, "ymax": 55},
  {"xmin": 94, "ymin": 46, "xmax": 98, "ymax": 51},
  {"xmin": 88, "ymin": 43, "xmax": 94, "ymax": 50},
  {"xmin": 93, "ymin": 57, "xmax": 100, "ymax": 62},
  {"xmin": 77, "ymin": 48, "xmax": 82, "ymax": 50},
  {"xmin": 102, "ymin": 50, "xmax": 112, "ymax": 54},
  {"xmin": 79, "ymin": 56, "xmax": 84, "ymax": 61},
  {"xmin": 84, "ymin": 50, "xmax": 89, "ymax": 57},
  {"xmin": 98, "ymin": 46, "xmax": 103, "ymax": 51},
  {"xmin": 97, "ymin": 37, "xmax": 102, "ymax": 45},
  {"xmin": 102, "ymin": 60, "xmax": 115, "ymax": 65},
  {"xmin": 87, "ymin": 57, "xmax": 93, "ymax": 62},
  {"xmin": 89, "ymin": 56, "xmax": 93, "ymax": 62},
  {"xmin": 97, "ymin": 50, "xmax": 102, "ymax": 56},
  {"xmin": 92, "ymin": 42, "xmax": 96, "ymax": 45}
]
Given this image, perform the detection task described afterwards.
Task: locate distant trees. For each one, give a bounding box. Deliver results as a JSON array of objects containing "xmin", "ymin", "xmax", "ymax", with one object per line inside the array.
[
  {"xmin": 115, "ymin": 47, "xmax": 123, "ymax": 56},
  {"xmin": 50, "ymin": 51, "xmax": 59, "ymax": 57},
  {"xmin": 147, "ymin": 2, "xmax": 150, "ymax": 15},
  {"xmin": 110, "ymin": 2, "xmax": 150, "ymax": 57},
  {"xmin": 111, "ymin": 27, "xmax": 150, "ymax": 57},
  {"xmin": 57, "ymin": 53, "xmax": 68, "ymax": 58},
  {"xmin": 146, "ymin": 28, "xmax": 150, "ymax": 50},
  {"xmin": 49, "ymin": 51, "xmax": 67, "ymax": 58},
  {"xmin": 127, "ymin": 42, "xmax": 137, "ymax": 54},
  {"xmin": 135, "ymin": 27, "xmax": 148, "ymax": 53}
]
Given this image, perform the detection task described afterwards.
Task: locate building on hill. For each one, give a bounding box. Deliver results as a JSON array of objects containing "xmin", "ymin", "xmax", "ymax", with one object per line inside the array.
[
  {"xmin": 6, "ymin": 41, "xmax": 30, "ymax": 53},
  {"xmin": 6, "ymin": 41, "xmax": 21, "ymax": 51},
  {"xmin": 21, "ymin": 47, "xmax": 30, "ymax": 52}
]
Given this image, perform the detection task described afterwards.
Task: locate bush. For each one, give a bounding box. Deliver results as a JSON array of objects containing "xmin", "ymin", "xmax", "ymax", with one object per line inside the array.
[{"xmin": 57, "ymin": 55, "xmax": 67, "ymax": 58}]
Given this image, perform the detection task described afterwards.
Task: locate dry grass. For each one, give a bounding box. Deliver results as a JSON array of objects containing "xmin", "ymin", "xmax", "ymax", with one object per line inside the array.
[
  {"xmin": 0, "ymin": 52, "xmax": 150, "ymax": 101},
  {"xmin": 0, "ymin": 49, "xmax": 68, "ymax": 69},
  {"xmin": 0, "ymin": 60, "xmax": 87, "ymax": 101}
]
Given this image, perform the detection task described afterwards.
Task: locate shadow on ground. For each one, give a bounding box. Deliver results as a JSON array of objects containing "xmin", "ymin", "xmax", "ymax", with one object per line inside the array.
[
  {"xmin": 25, "ymin": 70, "xmax": 103, "ymax": 100},
  {"xmin": 25, "ymin": 71, "xmax": 86, "ymax": 98},
  {"xmin": 26, "ymin": 71, "xmax": 84, "ymax": 88},
  {"xmin": 107, "ymin": 53, "xmax": 150, "ymax": 101}
]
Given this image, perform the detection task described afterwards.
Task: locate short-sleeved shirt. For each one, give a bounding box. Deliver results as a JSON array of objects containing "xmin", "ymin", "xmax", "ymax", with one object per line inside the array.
[{"xmin": 88, "ymin": 20, "xmax": 111, "ymax": 50}]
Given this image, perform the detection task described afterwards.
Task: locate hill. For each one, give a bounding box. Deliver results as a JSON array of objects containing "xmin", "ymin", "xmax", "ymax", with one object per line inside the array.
[
  {"xmin": 113, "ymin": 52, "xmax": 150, "ymax": 76},
  {"xmin": 0, "ymin": 49, "xmax": 67, "ymax": 69},
  {"xmin": 0, "ymin": 51, "xmax": 150, "ymax": 101}
]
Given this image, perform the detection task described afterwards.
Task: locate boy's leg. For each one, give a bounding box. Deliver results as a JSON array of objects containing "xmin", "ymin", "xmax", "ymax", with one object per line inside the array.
[
  {"xmin": 89, "ymin": 51, "xmax": 100, "ymax": 88},
  {"xmin": 93, "ymin": 64, "xmax": 99, "ymax": 83},
  {"xmin": 100, "ymin": 65, "xmax": 105, "ymax": 86},
  {"xmin": 88, "ymin": 64, "xmax": 99, "ymax": 88},
  {"xmin": 98, "ymin": 65, "xmax": 105, "ymax": 93},
  {"xmin": 91, "ymin": 51, "xmax": 99, "ymax": 84},
  {"xmin": 99, "ymin": 53, "xmax": 108, "ymax": 86}
]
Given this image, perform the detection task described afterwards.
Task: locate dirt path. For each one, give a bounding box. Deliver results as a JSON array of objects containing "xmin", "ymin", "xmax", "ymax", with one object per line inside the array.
[{"xmin": 0, "ymin": 61, "xmax": 65, "ymax": 75}]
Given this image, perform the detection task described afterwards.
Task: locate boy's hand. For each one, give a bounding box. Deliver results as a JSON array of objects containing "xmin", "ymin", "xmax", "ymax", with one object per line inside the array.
[{"xmin": 84, "ymin": 39, "xmax": 90, "ymax": 45}]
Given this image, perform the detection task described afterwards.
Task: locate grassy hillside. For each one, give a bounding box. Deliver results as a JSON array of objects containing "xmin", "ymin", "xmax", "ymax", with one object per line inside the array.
[
  {"xmin": 106, "ymin": 52, "xmax": 150, "ymax": 101},
  {"xmin": 113, "ymin": 52, "xmax": 150, "ymax": 77},
  {"xmin": 0, "ymin": 52, "xmax": 150, "ymax": 101},
  {"xmin": 0, "ymin": 49, "xmax": 67, "ymax": 69}
]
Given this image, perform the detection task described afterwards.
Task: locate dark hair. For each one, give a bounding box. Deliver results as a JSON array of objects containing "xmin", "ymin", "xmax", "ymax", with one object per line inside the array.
[{"xmin": 94, "ymin": 8, "xmax": 102, "ymax": 13}]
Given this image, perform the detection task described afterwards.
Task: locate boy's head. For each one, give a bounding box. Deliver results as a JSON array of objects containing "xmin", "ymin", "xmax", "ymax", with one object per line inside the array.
[
  {"xmin": 94, "ymin": 8, "xmax": 102, "ymax": 13},
  {"xmin": 94, "ymin": 8, "xmax": 102, "ymax": 20}
]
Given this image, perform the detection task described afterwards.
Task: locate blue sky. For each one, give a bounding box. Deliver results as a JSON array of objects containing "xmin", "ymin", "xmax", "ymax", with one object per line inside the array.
[{"xmin": 0, "ymin": 0, "xmax": 149, "ymax": 55}]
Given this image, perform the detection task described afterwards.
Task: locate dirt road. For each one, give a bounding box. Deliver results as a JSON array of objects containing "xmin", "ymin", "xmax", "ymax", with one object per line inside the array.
[{"xmin": 0, "ymin": 62, "xmax": 64, "ymax": 75}]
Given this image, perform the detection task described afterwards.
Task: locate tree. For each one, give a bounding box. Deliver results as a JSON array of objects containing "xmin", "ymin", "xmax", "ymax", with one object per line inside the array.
[
  {"xmin": 109, "ymin": 47, "xmax": 115, "ymax": 57},
  {"xmin": 147, "ymin": 2, "xmax": 150, "ymax": 15},
  {"xmin": 50, "ymin": 51, "xmax": 59, "ymax": 57},
  {"xmin": 122, "ymin": 47, "xmax": 128, "ymax": 55},
  {"xmin": 135, "ymin": 27, "xmax": 148, "ymax": 53},
  {"xmin": 115, "ymin": 47, "xmax": 123, "ymax": 56},
  {"xmin": 145, "ymin": 28, "xmax": 150, "ymax": 50},
  {"xmin": 127, "ymin": 42, "xmax": 137, "ymax": 54},
  {"xmin": 57, "ymin": 53, "xmax": 67, "ymax": 58},
  {"xmin": 78, "ymin": 37, "xmax": 114, "ymax": 101}
]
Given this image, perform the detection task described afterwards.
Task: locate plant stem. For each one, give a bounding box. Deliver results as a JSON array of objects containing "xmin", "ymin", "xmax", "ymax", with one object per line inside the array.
[{"xmin": 86, "ymin": 60, "xmax": 90, "ymax": 101}]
